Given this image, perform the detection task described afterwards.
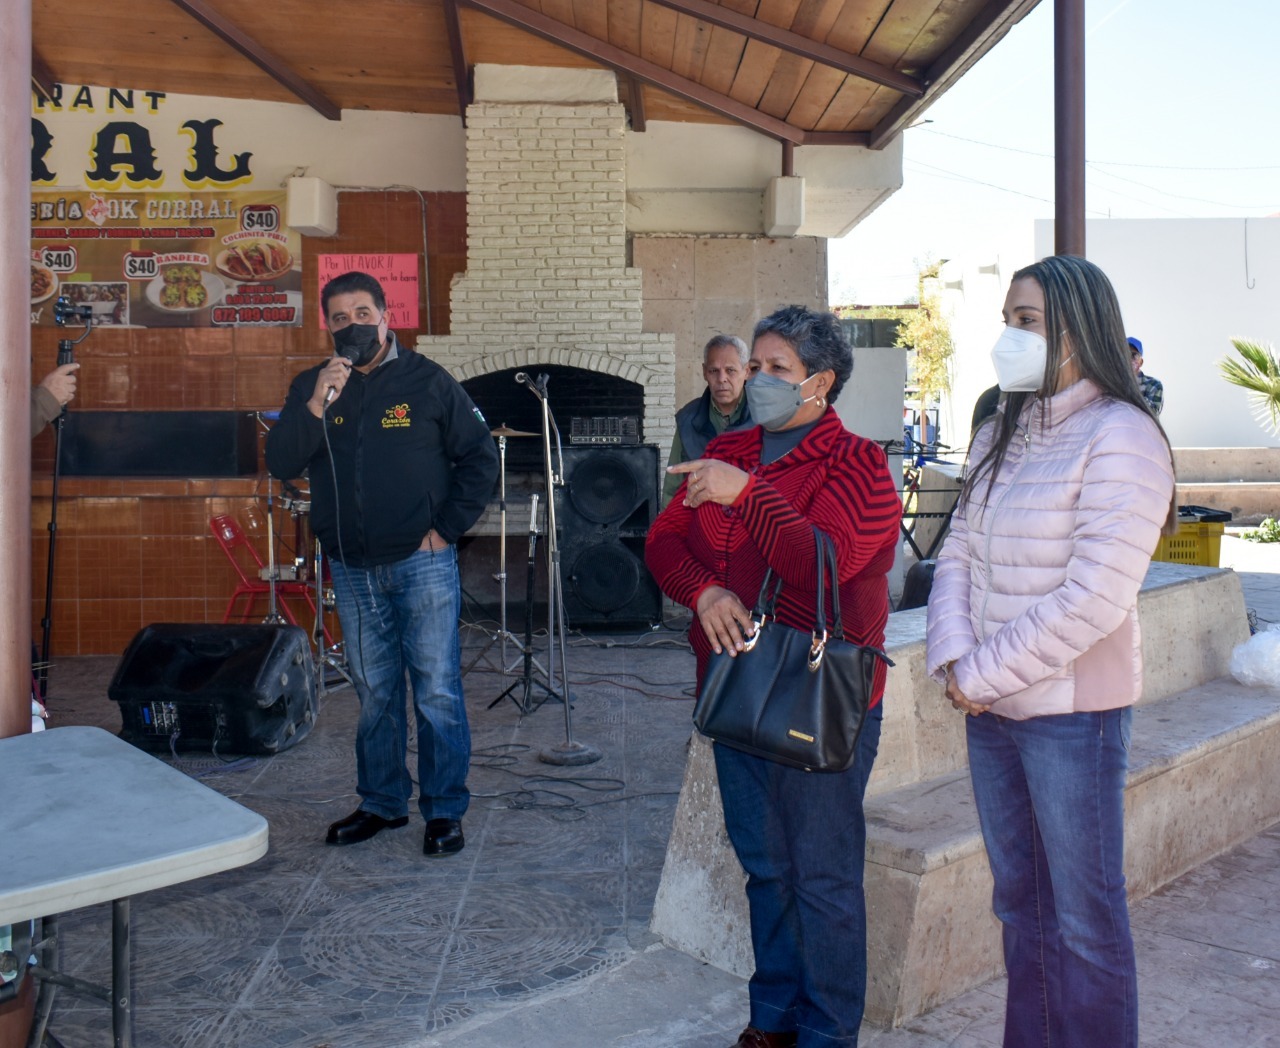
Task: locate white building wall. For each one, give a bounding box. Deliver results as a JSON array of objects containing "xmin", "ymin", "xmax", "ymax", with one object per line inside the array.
[
  {"xmin": 1034, "ymin": 218, "xmax": 1280, "ymax": 449},
  {"xmin": 937, "ymin": 218, "xmax": 1280, "ymax": 452},
  {"xmin": 929, "ymin": 228, "xmax": 1037, "ymax": 451}
]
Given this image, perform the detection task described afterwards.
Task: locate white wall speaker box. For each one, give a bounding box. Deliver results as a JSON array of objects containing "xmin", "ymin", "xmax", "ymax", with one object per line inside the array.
[
  {"xmin": 764, "ymin": 176, "xmax": 805, "ymax": 237},
  {"xmin": 286, "ymin": 177, "xmax": 338, "ymax": 237}
]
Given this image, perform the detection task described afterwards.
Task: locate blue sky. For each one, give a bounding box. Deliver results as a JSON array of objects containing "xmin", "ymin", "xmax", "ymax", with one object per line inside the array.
[{"xmin": 829, "ymin": 0, "xmax": 1280, "ymax": 304}]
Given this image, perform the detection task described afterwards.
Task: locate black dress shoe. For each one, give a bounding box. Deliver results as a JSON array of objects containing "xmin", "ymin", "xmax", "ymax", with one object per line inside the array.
[
  {"xmin": 424, "ymin": 818, "xmax": 464, "ymax": 856},
  {"xmin": 732, "ymin": 1028, "xmax": 798, "ymax": 1048},
  {"xmin": 325, "ymin": 809, "xmax": 409, "ymax": 846}
]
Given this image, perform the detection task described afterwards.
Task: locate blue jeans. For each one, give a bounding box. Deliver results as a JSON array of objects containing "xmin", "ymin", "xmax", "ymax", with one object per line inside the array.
[
  {"xmin": 329, "ymin": 546, "xmax": 470, "ymax": 823},
  {"xmin": 714, "ymin": 705, "xmax": 883, "ymax": 1048},
  {"xmin": 966, "ymin": 708, "xmax": 1136, "ymax": 1048}
]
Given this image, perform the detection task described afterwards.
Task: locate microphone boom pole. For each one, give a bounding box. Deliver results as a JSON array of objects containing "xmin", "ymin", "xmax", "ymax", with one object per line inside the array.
[{"xmin": 524, "ymin": 372, "xmax": 600, "ymax": 766}]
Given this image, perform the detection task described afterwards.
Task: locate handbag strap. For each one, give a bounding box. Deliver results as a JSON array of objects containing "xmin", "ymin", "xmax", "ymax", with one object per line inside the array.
[
  {"xmin": 815, "ymin": 529, "xmax": 844, "ymax": 641},
  {"xmin": 751, "ymin": 566, "xmax": 782, "ymax": 619},
  {"xmin": 812, "ymin": 526, "xmax": 828, "ymax": 640},
  {"xmin": 749, "ymin": 528, "xmax": 836, "ymax": 630},
  {"xmin": 747, "ymin": 528, "xmax": 842, "ymax": 665}
]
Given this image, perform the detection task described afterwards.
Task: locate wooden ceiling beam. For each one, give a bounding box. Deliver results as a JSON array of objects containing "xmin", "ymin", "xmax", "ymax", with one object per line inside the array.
[
  {"xmin": 443, "ymin": 0, "xmax": 473, "ymax": 117},
  {"xmin": 31, "ymin": 47, "xmax": 57, "ymax": 103},
  {"xmin": 644, "ymin": 0, "xmax": 924, "ymax": 98},
  {"xmin": 803, "ymin": 131, "xmax": 871, "ymax": 147},
  {"xmin": 164, "ymin": 0, "xmax": 342, "ymax": 120},
  {"xmin": 459, "ymin": 0, "xmax": 808, "ymax": 144},
  {"xmin": 869, "ymin": 0, "xmax": 1041, "ymax": 150},
  {"xmin": 627, "ymin": 75, "xmax": 647, "ymax": 131}
]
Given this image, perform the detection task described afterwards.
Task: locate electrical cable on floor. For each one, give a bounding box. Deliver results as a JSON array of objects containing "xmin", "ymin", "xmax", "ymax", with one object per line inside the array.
[
  {"xmin": 428, "ymin": 743, "xmax": 682, "ymax": 822},
  {"xmin": 462, "ymin": 662, "xmax": 692, "ymax": 701}
]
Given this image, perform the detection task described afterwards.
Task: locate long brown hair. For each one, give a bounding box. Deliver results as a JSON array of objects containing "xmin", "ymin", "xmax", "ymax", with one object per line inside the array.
[{"xmin": 963, "ymin": 255, "xmax": 1178, "ymax": 533}]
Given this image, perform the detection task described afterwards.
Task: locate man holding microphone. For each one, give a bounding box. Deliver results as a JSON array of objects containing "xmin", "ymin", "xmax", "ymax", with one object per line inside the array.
[{"xmin": 266, "ymin": 271, "xmax": 498, "ymax": 857}]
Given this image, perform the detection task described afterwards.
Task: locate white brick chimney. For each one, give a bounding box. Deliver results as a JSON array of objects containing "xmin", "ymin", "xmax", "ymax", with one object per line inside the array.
[{"xmin": 416, "ymin": 66, "xmax": 676, "ymax": 457}]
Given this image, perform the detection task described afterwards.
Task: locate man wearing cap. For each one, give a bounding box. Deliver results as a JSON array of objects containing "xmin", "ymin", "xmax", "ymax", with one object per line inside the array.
[{"xmin": 1128, "ymin": 336, "xmax": 1164, "ymax": 415}]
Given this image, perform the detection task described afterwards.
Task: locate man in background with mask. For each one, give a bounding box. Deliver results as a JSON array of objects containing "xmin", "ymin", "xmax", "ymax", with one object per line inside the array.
[
  {"xmin": 663, "ymin": 334, "xmax": 753, "ymax": 505},
  {"xmin": 266, "ymin": 270, "xmax": 498, "ymax": 857}
]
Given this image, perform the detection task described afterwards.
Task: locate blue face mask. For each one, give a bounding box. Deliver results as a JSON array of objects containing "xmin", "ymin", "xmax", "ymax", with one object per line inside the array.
[{"xmin": 744, "ymin": 371, "xmax": 818, "ymax": 431}]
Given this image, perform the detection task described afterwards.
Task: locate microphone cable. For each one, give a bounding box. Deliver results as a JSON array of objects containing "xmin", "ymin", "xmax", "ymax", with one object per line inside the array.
[{"xmin": 319, "ymin": 381, "xmax": 372, "ymax": 702}]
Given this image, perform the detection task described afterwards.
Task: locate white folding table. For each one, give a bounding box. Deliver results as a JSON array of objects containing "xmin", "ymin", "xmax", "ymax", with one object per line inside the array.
[{"xmin": 0, "ymin": 726, "xmax": 269, "ymax": 1047}]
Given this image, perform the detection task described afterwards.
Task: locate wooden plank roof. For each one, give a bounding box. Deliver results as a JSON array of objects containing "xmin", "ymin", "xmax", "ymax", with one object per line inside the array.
[{"xmin": 31, "ymin": 0, "xmax": 1041, "ymax": 149}]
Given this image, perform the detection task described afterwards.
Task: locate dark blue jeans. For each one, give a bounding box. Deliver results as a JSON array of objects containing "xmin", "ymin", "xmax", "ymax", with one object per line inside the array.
[
  {"xmin": 330, "ymin": 546, "xmax": 470, "ymax": 823},
  {"xmin": 714, "ymin": 705, "xmax": 882, "ymax": 1048},
  {"xmin": 966, "ymin": 708, "xmax": 1137, "ymax": 1048}
]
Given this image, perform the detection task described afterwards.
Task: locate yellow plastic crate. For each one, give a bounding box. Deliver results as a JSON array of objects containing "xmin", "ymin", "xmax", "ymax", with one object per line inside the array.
[{"xmin": 1152, "ymin": 520, "xmax": 1224, "ymax": 567}]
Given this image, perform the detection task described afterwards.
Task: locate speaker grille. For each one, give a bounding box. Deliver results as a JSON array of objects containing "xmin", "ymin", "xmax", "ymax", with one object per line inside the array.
[
  {"xmin": 556, "ymin": 446, "xmax": 661, "ymax": 628},
  {"xmin": 568, "ymin": 454, "xmax": 642, "ymax": 525},
  {"xmin": 566, "ymin": 541, "xmax": 643, "ymax": 613}
]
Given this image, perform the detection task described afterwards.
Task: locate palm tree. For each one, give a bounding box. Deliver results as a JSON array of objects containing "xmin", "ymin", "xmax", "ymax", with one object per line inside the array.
[{"xmin": 1220, "ymin": 337, "xmax": 1280, "ymax": 436}]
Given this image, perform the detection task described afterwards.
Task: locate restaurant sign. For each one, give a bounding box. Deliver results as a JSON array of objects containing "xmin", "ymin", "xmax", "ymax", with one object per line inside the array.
[{"xmin": 30, "ymin": 190, "xmax": 303, "ymax": 329}]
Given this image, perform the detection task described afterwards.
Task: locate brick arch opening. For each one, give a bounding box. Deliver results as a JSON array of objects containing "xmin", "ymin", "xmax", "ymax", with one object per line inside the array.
[{"xmin": 463, "ymin": 364, "xmax": 645, "ymax": 474}]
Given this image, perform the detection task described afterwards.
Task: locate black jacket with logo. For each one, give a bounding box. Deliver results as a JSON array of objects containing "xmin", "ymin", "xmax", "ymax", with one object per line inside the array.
[{"xmin": 266, "ymin": 336, "xmax": 498, "ymax": 567}]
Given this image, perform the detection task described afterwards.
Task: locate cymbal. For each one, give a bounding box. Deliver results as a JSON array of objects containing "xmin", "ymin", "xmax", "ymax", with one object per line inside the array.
[{"xmin": 491, "ymin": 425, "xmax": 539, "ymax": 438}]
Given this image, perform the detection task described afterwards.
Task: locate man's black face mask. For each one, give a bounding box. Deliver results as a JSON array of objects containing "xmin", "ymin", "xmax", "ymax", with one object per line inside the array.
[{"xmin": 332, "ymin": 322, "xmax": 382, "ymax": 367}]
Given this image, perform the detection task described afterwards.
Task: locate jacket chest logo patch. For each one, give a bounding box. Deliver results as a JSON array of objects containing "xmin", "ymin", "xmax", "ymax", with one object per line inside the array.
[{"xmin": 383, "ymin": 403, "xmax": 411, "ymax": 429}]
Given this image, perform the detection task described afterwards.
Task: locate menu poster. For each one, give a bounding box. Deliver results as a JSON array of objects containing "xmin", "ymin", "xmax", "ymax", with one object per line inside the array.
[
  {"xmin": 30, "ymin": 190, "xmax": 302, "ymax": 328},
  {"xmin": 316, "ymin": 254, "xmax": 420, "ymax": 330}
]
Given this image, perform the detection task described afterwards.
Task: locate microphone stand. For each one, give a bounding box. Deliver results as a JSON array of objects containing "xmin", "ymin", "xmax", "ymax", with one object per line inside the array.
[
  {"xmin": 487, "ymin": 493, "xmax": 558, "ymax": 712},
  {"xmin": 38, "ymin": 308, "xmax": 93, "ymax": 700},
  {"xmin": 515, "ymin": 372, "xmax": 601, "ymax": 766},
  {"xmin": 261, "ymin": 482, "xmax": 287, "ymax": 624},
  {"xmin": 462, "ymin": 432, "xmax": 530, "ymax": 678}
]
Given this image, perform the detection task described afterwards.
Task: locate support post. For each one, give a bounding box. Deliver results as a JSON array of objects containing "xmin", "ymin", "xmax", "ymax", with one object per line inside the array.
[
  {"xmin": 1054, "ymin": 0, "xmax": 1087, "ymax": 256},
  {"xmin": 0, "ymin": 0, "xmax": 34, "ymax": 742}
]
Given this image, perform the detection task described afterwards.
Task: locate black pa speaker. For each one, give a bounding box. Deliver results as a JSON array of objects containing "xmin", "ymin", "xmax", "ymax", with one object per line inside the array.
[
  {"xmin": 109, "ymin": 623, "xmax": 317, "ymax": 755},
  {"xmin": 555, "ymin": 445, "xmax": 661, "ymax": 628}
]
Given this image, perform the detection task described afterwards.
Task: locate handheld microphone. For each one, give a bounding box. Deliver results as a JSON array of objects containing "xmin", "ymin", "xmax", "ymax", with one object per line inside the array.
[{"xmin": 324, "ymin": 349, "xmax": 356, "ymax": 405}]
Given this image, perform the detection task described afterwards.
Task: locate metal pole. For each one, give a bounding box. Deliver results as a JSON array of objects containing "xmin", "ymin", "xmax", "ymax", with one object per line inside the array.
[
  {"xmin": 1054, "ymin": 0, "xmax": 1087, "ymax": 256},
  {"xmin": 539, "ymin": 387, "xmax": 559, "ymax": 699},
  {"xmin": 497, "ymin": 434, "xmax": 510, "ymax": 667},
  {"xmin": 112, "ymin": 898, "xmax": 132, "ymax": 1048},
  {"xmin": 532, "ymin": 375, "xmax": 600, "ymax": 766},
  {"xmin": 38, "ymin": 339, "xmax": 73, "ymax": 699},
  {"xmin": 0, "ymin": 0, "xmax": 34, "ymax": 740}
]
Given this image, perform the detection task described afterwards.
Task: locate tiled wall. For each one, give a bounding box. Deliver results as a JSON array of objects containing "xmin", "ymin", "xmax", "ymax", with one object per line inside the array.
[{"xmin": 30, "ymin": 190, "xmax": 466, "ymax": 657}]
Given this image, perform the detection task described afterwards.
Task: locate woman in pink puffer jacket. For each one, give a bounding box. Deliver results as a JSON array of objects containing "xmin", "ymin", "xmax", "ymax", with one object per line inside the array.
[{"xmin": 926, "ymin": 255, "xmax": 1175, "ymax": 1048}]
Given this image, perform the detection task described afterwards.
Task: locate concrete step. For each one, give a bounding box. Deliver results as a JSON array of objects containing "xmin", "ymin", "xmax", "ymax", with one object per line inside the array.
[
  {"xmin": 873, "ymin": 563, "xmax": 1248, "ymax": 796},
  {"xmin": 1176, "ymin": 481, "xmax": 1280, "ymax": 525},
  {"xmin": 861, "ymin": 679, "xmax": 1280, "ymax": 1024},
  {"xmin": 652, "ymin": 679, "xmax": 1280, "ymax": 1027},
  {"xmin": 1173, "ymin": 447, "xmax": 1280, "ymax": 483},
  {"xmin": 1171, "ymin": 447, "xmax": 1280, "ymax": 525},
  {"xmin": 649, "ymin": 564, "xmax": 1268, "ymax": 1028}
]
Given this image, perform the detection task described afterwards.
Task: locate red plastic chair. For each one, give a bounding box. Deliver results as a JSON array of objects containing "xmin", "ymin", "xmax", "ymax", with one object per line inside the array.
[{"xmin": 209, "ymin": 513, "xmax": 332, "ymax": 645}]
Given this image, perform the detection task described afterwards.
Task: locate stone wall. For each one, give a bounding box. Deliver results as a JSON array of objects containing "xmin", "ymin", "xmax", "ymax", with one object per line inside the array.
[{"xmin": 632, "ymin": 236, "xmax": 828, "ymax": 412}]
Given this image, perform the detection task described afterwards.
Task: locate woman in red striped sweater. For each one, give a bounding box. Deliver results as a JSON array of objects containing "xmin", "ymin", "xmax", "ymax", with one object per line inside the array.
[{"xmin": 646, "ymin": 305, "xmax": 902, "ymax": 1048}]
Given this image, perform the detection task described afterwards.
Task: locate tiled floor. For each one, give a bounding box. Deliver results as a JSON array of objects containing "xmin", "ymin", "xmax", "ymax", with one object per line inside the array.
[
  {"xmin": 35, "ymin": 623, "xmax": 698, "ymax": 1047},
  {"xmin": 29, "ymin": 537, "xmax": 1280, "ymax": 1046}
]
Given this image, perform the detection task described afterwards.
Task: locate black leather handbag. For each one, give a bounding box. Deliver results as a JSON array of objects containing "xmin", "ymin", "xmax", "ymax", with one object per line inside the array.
[{"xmin": 692, "ymin": 529, "xmax": 894, "ymax": 772}]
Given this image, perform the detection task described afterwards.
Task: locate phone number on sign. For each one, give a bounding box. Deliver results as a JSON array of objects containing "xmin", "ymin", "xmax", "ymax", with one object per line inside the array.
[{"xmin": 212, "ymin": 306, "xmax": 298, "ymax": 325}]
